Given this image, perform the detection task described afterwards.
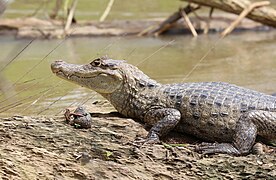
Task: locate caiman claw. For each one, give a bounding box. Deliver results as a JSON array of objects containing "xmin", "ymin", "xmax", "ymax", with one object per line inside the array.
[
  {"xmin": 133, "ymin": 133, "xmax": 160, "ymax": 146},
  {"xmin": 195, "ymin": 142, "xmax": 240, "ymax": 155}
]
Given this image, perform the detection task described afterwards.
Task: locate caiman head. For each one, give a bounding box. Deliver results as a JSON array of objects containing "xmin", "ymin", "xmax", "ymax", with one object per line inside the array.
[{"xmin": 51, "ymin": 56, "xmax": 158, "ymax": 95}]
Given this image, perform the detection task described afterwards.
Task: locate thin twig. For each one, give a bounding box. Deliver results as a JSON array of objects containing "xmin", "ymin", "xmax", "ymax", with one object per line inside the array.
[
  {"xmin": 55, "ymin": 100, "xmax": 76, "ymax": 116},
  {"xmin": 137, "ymin": 25, "xmax": 155, "ymax": 36},
  {"xmin": 4, "ymin": 30, "xmax": 75, "ymax": 93},
  {"xmin": 0, "ymin": 89, "xmax": 49, "ymax": 113},
  {"xmin": 181, "ymin": 36, "xmax": 224, "ymax": 82},
  {"xmin": 55, "ymin": 93, "xmax": 94, "ymax": 115},
  {"xmin": 0, "ymin": 75, "xmax": 53, "ymax": 105},
  {"xmin": 0, "ymin": 102, "xmax": 23, "ymax": 114},
  {"xmin": 0, "ymin": 26, "xmax": 77, "ymax": 114},
  {"xmin": 64, "ymin": 0, "xmax": 78, "ymax": 33},
  {"xmin": 26, "ymin": 1, "xmax": 45, "ymax": 17},
  {"xmin": 0, "ymin": 39, "xmax": 35, "ymax": 73},
  {"xmin": 90, "ymin": 33, "xmax": 127, "ymax": 60},
  {"xmin": 78, "ymin": 93, "xmax": 95, "ymax": 106},
  {"xmin": 204, "ymin": 7, "xmax": 214, "ymax": 34},
  {"xmin": 136, "ymin": 40, "xmax": 175, "ymax": 67},
  {"xmin": 99, "ymin": 0, "xmax": 115, "ymax": 22},
  {"xmin": 0, "ymin": 81, "xmax": 39, "ymax": 105},
  {"xmin": 20, "ymin": 80, "xmax": 64, "ymax": 113},
  {"xmin": 54, "ymin": 91, "xmax": 96, "ymax": 115},
  {"xmin": 124, "ymin": 48, "xmax": 136, "ymax": 59},
  {"xmin": 180, "ymin": 9, "xmax": 198, "ymax": 37},
  {"xmin": 37, "ymin": 90, "xmax": 71, "ymax": 115}
]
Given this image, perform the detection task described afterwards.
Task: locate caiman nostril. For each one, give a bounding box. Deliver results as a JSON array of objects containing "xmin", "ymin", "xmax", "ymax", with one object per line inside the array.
[{"xmin": 51, "ymin": 60, "xmax": 64, "ymax": 73}]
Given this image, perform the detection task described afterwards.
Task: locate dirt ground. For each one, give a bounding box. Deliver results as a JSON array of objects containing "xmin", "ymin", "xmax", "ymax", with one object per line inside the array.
[{"xmin": 0, "ymin": 103, "xmax": 275, "ymax": 180}]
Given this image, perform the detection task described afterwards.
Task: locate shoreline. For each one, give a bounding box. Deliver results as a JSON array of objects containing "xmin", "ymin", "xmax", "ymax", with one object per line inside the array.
[
  {"xmin": 0, "ymin": 14, "xmax": 274, "ymax": 39},
  {"xmin": 0, "ymin": 111, "xmax": 275, "ymax": 179}
]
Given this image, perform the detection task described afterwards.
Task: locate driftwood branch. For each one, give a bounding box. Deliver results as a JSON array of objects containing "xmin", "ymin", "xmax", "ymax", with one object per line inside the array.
[
  {"xmin": 221, "ymin": 1, "xmax": 270, "ymax": 37},
  {"xmin": 99, "ymin": 0, "xmax": 115, "ymax": 22},
  {"xmin": 64, "ymin": 0, "xmax": 78, "ymax": 33},
  {"xmin": 141, "ymin": 4, "xmax": 200, "ymax": 36},
  {"xmin": 202, "ymin": 7, "xmax": 214, "ymax": 34},
  {"xmin": 50, "ymin": 0, "xmax": 63, "ymax": 19},
  {"xmin": 183, "ymin": 0, "xmax": 276, "ymax": 27},
  {"xmin": 180, "ymin": 9, "xmax": 198, "ymax": 37}
]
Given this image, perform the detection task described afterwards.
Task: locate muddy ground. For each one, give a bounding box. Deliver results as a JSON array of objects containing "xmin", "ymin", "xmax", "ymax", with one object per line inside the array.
[{"xmin": 0, "ymin": 103, "xmax": 275, "ymax": 180}]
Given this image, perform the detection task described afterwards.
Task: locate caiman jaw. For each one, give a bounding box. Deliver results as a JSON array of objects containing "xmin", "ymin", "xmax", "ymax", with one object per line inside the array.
[
  {"xmin": 51, "ymin": 59, "xmax": 123, "ymax": 94},
  {"xmin": 51, "ymin": 60, "xmax": 73, "ymax": 79},
  {"xmin": 51, "ymin": 60, "xmax": 97, "ymax": 80}
]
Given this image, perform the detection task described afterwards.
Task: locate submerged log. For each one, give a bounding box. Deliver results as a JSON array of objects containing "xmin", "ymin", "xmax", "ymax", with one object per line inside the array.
[{"xmin": 183, "ymin": 0, "xmax": 276, "ymax": 27}]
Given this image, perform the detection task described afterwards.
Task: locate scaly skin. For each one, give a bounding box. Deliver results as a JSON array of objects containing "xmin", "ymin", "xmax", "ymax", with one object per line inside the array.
[{"xmin": 51, "ymin": 57, "xmax": 276, "ymax": 155}]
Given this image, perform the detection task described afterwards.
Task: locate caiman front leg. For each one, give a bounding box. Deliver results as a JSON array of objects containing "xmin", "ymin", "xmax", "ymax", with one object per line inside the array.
[
  {"xmin": 196, "ymin": 111, "xmax": 263, "ymax": 155},
  {"xmin": 136, "ymin": 108, "xmax": 181, "ymax": 144}
]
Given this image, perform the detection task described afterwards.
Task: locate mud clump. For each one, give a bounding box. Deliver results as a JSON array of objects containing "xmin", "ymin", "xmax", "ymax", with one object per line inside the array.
[{"xmin": 0, "ymin": 112, "xmax": 275, "ymax": 179}]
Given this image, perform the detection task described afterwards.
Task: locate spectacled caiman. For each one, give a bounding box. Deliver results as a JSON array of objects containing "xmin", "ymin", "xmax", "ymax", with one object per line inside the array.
[{"xmin": 51, "ymin": 57, "xmax": 276, "ymax": 155}]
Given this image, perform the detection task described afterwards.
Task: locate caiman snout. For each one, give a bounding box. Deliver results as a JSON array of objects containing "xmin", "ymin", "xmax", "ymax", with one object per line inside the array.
[{"xmin": 51, "ymin": 60, "xmax": 65, "ymax": 73}]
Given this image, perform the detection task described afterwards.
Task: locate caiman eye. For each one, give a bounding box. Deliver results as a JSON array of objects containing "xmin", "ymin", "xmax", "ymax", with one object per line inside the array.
[{"xmin": 91, "ymin": 59, "xmax": 102, "ymax": 67}]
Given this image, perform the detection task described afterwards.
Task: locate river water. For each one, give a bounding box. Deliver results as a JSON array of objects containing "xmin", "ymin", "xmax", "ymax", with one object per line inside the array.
[{"xmin": 0, "ymin": 31, "xmax": 276, "ymax": 116}]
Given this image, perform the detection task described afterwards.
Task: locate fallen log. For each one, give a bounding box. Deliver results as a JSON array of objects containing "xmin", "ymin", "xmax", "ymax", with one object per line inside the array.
[{"xmin": 182, "ymin": 0, "xmax": 276, "ymax": 28}]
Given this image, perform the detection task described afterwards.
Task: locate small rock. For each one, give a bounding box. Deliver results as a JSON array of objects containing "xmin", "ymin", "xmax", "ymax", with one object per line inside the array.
[
  {"xmin": 76, "ymin": 152, "xmax": 91, "ymax": 165},
  {"xmin": 64, "ymin": 106, "xmax": 92, "ymax": 129}
]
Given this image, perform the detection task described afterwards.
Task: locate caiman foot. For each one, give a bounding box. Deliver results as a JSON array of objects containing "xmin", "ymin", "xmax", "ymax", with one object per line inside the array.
[
  {"xmin": 133, "ymin": 133, "xmax": 160, "ymax": 146},
  {"xmin": 133, "ymin": 108, "xmax": 181, "ymax": 146},
  {"xmin": 195, "ymin": 110, "xmax": 271, "ymax": 155},
  {"xmin": 195, "ymin": 142, "xmax": 240, "ymax": 155}
]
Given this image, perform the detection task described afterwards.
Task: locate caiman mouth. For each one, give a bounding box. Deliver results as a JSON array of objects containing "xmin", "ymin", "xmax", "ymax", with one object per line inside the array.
[
  {"xmin": 51, "ymin": 60, "xmax": 100, "ymax": 80},
  {"xmin": 54, "ymin": 70, "xmax": 100, "ymax": 80},
  {"xmin": 51, "ymin": 59, "xmax": 123, "ymax": 94}
]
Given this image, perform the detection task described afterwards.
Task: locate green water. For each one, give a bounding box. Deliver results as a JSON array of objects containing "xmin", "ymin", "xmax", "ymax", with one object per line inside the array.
[
  {"xmin": 3, "ymin": 0, "xmax": 184, "ymax": 20},
  {"xmin": 4, "ymin": 0, "xmax": 276, "ymax": 20},
  {"xmin": 0, "ymin": 31, "xmax": 276, "ymax": 116}
]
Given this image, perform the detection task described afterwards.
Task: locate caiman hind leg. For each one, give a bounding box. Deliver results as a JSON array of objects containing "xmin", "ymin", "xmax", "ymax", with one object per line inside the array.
[
  {"xmin": 135, "ymin": 108, "xmax": 181, "ymax": 144},
  {"xmin": 196, "ymin": 110, "xmax": 276, "ymax": 155}
]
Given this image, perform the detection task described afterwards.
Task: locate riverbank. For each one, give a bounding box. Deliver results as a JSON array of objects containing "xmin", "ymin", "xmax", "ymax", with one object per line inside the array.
[
  {"xmin": 0, "ymin": 104, "xmax": 275, "ymax": 179},
  {"xmin": 0, "ymin": 14, "xmax": 273, "ymax": 39}
]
